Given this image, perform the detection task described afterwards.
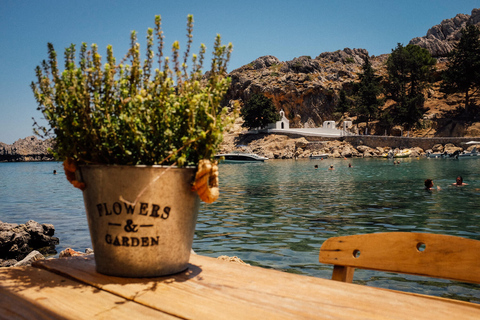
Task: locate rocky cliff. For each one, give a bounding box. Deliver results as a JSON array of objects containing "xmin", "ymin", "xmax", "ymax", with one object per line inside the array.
[
  {"xmin": 0, "ymin": 136, "xmax": 54, "ymax": 162},
  {"xmin": 410, "ymin": 8, "xmax": 480, "ymax": 57},
  {"xmin": 224, "ymin": 8, "xmax": 480, "ymax": 138},
  {"xmin": 225, "ymin": 49, "xmax": 382, "ymax": 129}
]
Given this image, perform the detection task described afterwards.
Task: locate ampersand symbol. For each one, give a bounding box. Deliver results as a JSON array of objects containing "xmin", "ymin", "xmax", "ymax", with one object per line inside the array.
[{"xmin": 124, "ymin": 219, "xmax": 138, "ymax": 233}]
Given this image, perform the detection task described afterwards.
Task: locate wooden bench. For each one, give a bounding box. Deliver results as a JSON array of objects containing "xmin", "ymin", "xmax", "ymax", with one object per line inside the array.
[{"xmin": 319, "ymin": 232, "xmax": 480, "ymax": 284}]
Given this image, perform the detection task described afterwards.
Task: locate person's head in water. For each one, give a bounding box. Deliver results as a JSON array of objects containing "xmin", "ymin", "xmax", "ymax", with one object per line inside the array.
[
  {"xmin": 454, "ymin": 176, "xmax": 467, "ymax": 186},
  {"xmin": 424, "ymin": 179, "xmax": 434, "ymax": 190}
]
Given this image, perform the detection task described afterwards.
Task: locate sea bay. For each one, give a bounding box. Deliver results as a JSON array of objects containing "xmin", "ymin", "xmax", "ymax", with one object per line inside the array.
[{"xmin": 1, "ymin": 158, "xmax": 480, "ymax": 302}]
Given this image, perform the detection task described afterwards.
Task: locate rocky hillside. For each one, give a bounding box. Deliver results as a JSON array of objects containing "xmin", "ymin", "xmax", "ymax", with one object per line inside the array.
[
  {"xmin": 410, "ymin": 8, "xmax": 480, "ymax": 57},
  {"xmin": 224, "ymin": 8, "xmax": 480, "ymax": 138},
  {"xmin": 0, "ymin": 136, "xmax": 54, "ymax": 162},
  {"xmin": 225, "ymin": 49, "xmax": 372, "ymax": 129}
]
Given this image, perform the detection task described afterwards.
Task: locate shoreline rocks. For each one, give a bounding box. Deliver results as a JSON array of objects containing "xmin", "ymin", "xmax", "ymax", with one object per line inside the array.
[
  {"xmin": 0, "ymin": 220, "xmax": 59, "ymax": 267},
  {"xmin": 59, "ymin": 248, "xmax": 93, "ymax": 257},
  {"xmin": 220, "ymin": 133, "xmax": 480, "ymax": 160}
]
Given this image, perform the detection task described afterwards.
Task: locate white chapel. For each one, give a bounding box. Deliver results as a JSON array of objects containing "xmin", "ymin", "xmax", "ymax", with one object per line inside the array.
[{"xmin": 268, "ymin": 110, "xmax": 290, "ymax": 130}]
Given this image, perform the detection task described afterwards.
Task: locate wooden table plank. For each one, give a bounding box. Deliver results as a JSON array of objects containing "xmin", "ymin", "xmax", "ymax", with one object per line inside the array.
[
  {"xmin": 0, "ymin": 266, "xmax": 177, "ymax": 320},
  {"xmin": 33, "ymin": 255, "xmax": 284, "ymax": 320},
  {"xmin": 0, "ymin": 286, "xmax": 65, "ymax": 320},
  {"xmin": 33, "ymin": 254, "xmax": 480, "ymax": 320}
]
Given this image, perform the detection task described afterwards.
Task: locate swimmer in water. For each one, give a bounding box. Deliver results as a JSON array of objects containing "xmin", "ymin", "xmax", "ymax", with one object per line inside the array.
[
  {"xmin": 425, "ymin": 178, "xmax": 440, "ymax": 191},
  {"xmin": 453, "ymin": 176, "xmax": 467, "ymax": 186}
]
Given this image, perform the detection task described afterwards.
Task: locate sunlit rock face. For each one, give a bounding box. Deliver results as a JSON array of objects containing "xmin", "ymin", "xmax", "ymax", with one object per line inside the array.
[{"xmin": 409, "ymin": 8, "xmax": 480, "ymax": 57}]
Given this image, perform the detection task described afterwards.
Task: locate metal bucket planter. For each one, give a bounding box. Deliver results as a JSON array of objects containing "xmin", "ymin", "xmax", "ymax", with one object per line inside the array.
[{"xmin": 76, "ymin": 165, "xmax": 199, "ymax": 277}]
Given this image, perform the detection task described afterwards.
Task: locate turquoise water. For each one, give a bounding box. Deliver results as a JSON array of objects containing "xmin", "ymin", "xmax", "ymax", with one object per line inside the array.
[{"xmin": 1, "ymin": 158, "xmax": 480, "ymax": 302}]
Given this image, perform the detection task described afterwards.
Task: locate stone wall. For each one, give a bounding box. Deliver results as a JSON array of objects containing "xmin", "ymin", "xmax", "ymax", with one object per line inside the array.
[
  {"xmin": 340, "ymin": 135, "xmax": 478, "ymax": 150},
  {"xmin": 238, "ymin": 132, "xmax": 479, "ymax": 152}
]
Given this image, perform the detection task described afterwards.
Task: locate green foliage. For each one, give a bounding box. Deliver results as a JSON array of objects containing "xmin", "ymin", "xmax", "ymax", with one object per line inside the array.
[
  {"xmin": 385, "ymin": 43, "xmax": 436, "ymax": 130},
  {"xmin": 335, "ymin": 89, "xmax": 351, "ymax": 114},
  {"xmin": 354, "ymin": 56, "xmax": 383, "ymax": 127},
  {"xmin": 240, "ymin": 94, "xmax": 279, "ymax": 129},
  {"xmin": 345, "ymin": 57, "xmax": 355, "ymax": 64},
  {"xmin": 31, "ymin": 15, "xmax": 234, "ymax": 167},
  {"xmin": 442, "ymin": 25, "xmax": 480, "ymax": 113}
]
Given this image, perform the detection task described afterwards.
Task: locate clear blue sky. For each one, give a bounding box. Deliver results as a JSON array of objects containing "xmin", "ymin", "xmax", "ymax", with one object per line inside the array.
[{"xmin": 1, "ymin": 0, "xmax": 478, "ymax": 144}]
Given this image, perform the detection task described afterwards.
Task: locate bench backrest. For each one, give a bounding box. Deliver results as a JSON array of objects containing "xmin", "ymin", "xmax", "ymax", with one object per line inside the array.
[{"xmin": 319, "ymin": 232, "xmax": 480, "ymax": 284}]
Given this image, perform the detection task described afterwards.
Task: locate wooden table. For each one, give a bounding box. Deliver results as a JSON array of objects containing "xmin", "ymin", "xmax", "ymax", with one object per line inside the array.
[{"xmin": 1, "ymin": 254, "xmax": 479, "ymax": 319}]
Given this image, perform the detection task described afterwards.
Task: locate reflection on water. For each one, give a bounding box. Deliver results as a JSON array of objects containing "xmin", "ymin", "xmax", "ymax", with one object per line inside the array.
[{"xmin": 1, "ymin": 159, "xmax": 480, "ymax": 302}]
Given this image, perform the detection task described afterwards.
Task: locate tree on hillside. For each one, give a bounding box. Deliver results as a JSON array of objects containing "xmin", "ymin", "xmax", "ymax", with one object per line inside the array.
[
  {"xmin": 353, "ymin": 56, "xmax": 383, "ymax": 129},
  {"xmin": 442, "ymin": 25, "xmax": 480, "ymax": 114},
  {"xmin": 335, "ymin": 89, "xmax": 352, "ymax": 114},
  {"xmin": 385, "ymin": 43, "xmax": 436, "ymax": 130},
  {"xmin": 240, "ymin": 94, "xmax": 279, "ymax": 129}
]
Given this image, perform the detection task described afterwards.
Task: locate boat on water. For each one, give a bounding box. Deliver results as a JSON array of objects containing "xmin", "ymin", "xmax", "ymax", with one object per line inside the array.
[
  {"xmin": 310, "ymin": 154, "xmax": 329, "ymax": 159},
  {"xmin": 394, "ymin": 149, "xmax": 411, "ymax": 158},
  {"xmin": 426, "ymin": 151, "xmax": 447, "ymax": 159},
  {"xmin": 215, "ymin": 152, "xmax": 268, "ymax": 163},
  {"xmin": 382, "ymin": 150, "xmax": 394, "ymax": 158},
  {"xmin": 427, "ymin": 146, "xmax": 479, "ymax": 159},
  {"xmin": 382, "ymin": 149, "xmax": 411, "ymax": 158},
  {"xmin": 452, "ymin": 147, "xmax": 478, "ymax": 158}
]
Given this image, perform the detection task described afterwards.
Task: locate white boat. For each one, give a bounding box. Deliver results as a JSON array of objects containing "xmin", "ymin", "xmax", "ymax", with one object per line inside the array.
[
  {"xmin": 215, "ymin": 152, "xmax": 268, "ymax": 163},
  {"xmin": 310, "ymin": 154, "xmax": 329, "ymax": 159},
  {"xmin": 452, "ymin": 147, "xmax": 478, "ymax": 158},
  {"xmin": 426, "ymin": 151, "xmax": 447, "ymax": 159},
  {"xmin": 427, "ymin": 146, "xmax": 479, "ymax": 159}
]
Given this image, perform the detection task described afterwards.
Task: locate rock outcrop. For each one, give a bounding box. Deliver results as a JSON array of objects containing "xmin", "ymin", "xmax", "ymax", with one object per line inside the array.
[
  {"xmin": 223, "ymin": 8, "xmax": 480, "ymax": 140},
  {"xmin": 0, "ymin": 136, "xmax": 54, "ymax": 162},
  {"xmin": 59, "ymin": 248, "xmax": 94, "ymax": 257},
  {"xmin": 409, "ymin": 8, "xmax": 480, "ymax": 57},
  {"xmin": 225, "ymin": 48, "xmax": 375, "ymax": 129},
  {"xmin": 0, "ymin": 220, "xmax": 59, "ymax": 267}
]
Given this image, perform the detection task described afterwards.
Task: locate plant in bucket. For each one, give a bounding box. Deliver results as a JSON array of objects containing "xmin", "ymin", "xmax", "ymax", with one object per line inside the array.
[{"xmin": 31, "ymin": 15, "xmax": 235, "ymax": 277}]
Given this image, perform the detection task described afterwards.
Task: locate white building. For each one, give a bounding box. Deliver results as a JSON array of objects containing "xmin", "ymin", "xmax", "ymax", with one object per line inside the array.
[
  {"xmin": 342, "ymin": 120, "xmax": 353, "ymax": 129},
  {"xmin": 322, "ymin": 121, "xmax": 336, "ymax": 129},
  {"xmin": 263, "ymin": 110, "xmax": 347, "ymax": 137},
  {"xmin": 268, "ymin": 110, "xmax": 290, "ymax": 130}
]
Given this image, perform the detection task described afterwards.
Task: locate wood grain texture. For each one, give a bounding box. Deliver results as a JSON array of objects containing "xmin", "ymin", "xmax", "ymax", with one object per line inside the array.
[
  {"xmin": 30, "ymin": 253, "xmax": 480, "ymax": 319},
  {"xmin": 0, "ymin": 266, "xmax": 175, "ymax": 319},
  {"xmin": 319, "ymin": 232, "xmax": 480, "ymax": 284}
]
